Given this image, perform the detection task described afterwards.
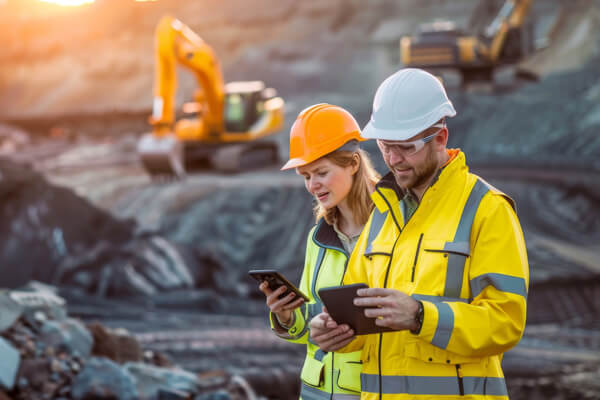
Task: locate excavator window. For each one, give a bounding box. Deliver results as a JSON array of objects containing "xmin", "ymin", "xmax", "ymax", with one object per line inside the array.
[
  {"xmin": 484, "ymin": 1, "xmax": 516, "ymax": 38},
  {"xmin": 225, "ymin": 94, "xmax": 245, "ymax": 123},
  {"xmin": 224, "ymin": 90, "xmax": 265, "ymax": 133}
]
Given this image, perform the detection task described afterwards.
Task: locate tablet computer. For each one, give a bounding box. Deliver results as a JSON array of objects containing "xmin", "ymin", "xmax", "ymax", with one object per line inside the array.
[
  {"xmin": 248, "ymin": 269, "xmax": 310, "ymax": 302},
  {"xmin": 318, "ymin": 283, "xmax": 393, "ymax": 335}
]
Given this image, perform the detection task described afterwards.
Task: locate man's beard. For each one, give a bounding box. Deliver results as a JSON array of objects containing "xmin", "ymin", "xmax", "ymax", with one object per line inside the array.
[{"xmin": 390, "ymin": 145, "xmax": 438, "ymax": 190}]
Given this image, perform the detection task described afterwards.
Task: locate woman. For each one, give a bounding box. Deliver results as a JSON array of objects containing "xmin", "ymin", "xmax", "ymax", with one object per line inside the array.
[{"xmin": 258, "ymin": 103, "xmax": 380, "ymax": 399}]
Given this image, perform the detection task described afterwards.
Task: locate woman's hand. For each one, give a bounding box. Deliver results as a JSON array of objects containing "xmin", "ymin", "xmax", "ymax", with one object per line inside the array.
[
  {"xmin": 259, "ymin": 281, "xmax": 305, "ymax": 326},
  {"xmin": 309, "ymin": 308, "xmax": 355, "ymax": 351}
]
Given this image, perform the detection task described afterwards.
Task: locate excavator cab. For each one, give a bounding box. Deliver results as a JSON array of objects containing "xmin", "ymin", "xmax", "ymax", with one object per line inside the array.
[{"xmin": 224, "ymin": 81, "xmax": 276, "ymax": 133}]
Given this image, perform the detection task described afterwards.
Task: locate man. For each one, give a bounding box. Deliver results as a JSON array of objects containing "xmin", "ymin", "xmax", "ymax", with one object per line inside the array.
[{"xmin": 310, "ymin": 68, "xmax": 529, "ymax": 400}]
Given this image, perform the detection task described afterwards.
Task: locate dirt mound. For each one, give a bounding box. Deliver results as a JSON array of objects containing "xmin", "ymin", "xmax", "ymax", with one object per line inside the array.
[
  {"xmin": 448, "ymin": 49, "xmax": 600, "ymax": 168},
  {"xmin": 0, "ymin": 157, "xmax": 135, "ymax": 287},
  {"xmin": 0, "ymin": 158, "xmax": 196, "ymax": 295},
  {"xmin": 518, "ymin": 0, "xmax": 600, "ymax": 79},
  {"xmin": 160, "ymin": 184, "xmax": 315, "ymax": 298}
]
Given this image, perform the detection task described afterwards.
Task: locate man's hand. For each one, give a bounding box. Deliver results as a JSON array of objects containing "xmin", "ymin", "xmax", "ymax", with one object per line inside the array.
[
  {"xmin": 354, "ymin": 288, "xmax": 420, "ymax": 331},
  {"xmin": 309, "ymin": 309, "xmax": 355, "ymax": 352},
  {"xmin": 259, "ymin": 282, "xmax": 304, "ymax": 326}
]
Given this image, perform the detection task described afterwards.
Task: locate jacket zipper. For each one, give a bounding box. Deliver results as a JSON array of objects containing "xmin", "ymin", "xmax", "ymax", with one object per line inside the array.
[
  {"xmin": 456, "ymin": 364, "xmax": 464, "ymax": 396},
  {"xmin": 377, "ymin": 235, "xmax": 401, "ymax": 400},
  {"xmin": 330, "ymin": 352, "xmax": 334, "ymax": 400},
  {"xmin": 330, "ymin": 251, "xmax": 348, "ymax": 398},
  {"xmin": 411, "ymin": 233, "xmax": 424, "ymax": 282},
  {"xmin": 373, "ymin": 187, "xmax": 406, "ymax": 400},
  {"xmin": 373, "ymin": 177, "xmax": 435, "ymax": 399}
]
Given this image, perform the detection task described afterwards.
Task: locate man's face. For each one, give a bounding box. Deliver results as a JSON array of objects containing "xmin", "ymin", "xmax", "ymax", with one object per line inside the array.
[{"xmin": 376, "ymin": 126, "xmax": 445, "ymax": 190}]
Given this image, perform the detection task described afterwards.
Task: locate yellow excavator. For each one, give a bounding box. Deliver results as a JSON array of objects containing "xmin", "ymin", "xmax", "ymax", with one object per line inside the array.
[
  {"xmin": 400, "ymin": 0, "xmax": 535, "ymax": 84},
  {"xmin": 137, "ymin": 16, "xmax": 285, "ymax": 177}
]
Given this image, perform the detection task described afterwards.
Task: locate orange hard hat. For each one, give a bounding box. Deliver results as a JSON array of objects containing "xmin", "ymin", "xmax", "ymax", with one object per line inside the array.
[{"xmin": 281, "ymin": 103, "xmax": 365, "ymax": 170}]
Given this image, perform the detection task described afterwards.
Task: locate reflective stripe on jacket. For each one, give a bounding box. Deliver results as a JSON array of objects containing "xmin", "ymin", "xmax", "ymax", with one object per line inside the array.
[
  {"xmin": 270, "ymin": 219, "xmax": 363, "ymax": 399},
  {"xmin": 341, "ymin": 151, "xmax": 529, "ymax": 400}
]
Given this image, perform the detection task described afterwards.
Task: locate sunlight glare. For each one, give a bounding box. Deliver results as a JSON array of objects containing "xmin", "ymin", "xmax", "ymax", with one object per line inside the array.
[{"xmin": 39, "ymin": 0, "xmax": 95, "ymax": 6}]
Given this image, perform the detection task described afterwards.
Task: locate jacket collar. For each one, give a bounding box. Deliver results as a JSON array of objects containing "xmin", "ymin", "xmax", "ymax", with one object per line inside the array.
[
  {"xmin": 372, "ymin": 150, "xmax": 467, "ymax": 214},
  {"xmin": 376, "ymin": 172, "xmax": 404, "ymax": 200},
  {"xmin": 312, "ymin": 218, "xmax": 347, "ymax": 254}
]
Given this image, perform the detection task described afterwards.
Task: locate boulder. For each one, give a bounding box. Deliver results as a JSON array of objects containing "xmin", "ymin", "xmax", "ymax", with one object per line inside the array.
[{"xmin": 71, "ymin": 357, "xmax": 139, "ymax": 400}]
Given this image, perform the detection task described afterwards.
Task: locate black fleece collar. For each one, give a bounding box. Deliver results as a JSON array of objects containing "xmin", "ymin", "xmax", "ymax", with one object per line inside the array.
[{"xmin": 312, "ymin": 218, "xmax": 347, "ymax": 255}]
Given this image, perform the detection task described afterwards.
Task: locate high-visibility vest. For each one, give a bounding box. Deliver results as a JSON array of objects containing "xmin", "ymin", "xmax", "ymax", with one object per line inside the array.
[
  {"xmin": 341, "ymin": 151, "xmax": 529, "ymax": 400},
  {"xmin": 270, "ymin": 220, "xmax": 363, "ymax": 400}
]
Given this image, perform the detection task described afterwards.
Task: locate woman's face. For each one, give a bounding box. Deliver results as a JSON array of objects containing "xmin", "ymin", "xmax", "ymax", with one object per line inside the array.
[{"xmin": 296, "ymin": 157, "xmax": 356, "ymax": 210}]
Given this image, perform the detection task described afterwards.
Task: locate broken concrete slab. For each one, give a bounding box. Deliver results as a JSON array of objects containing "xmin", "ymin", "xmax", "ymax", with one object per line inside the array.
[
  {"xmin": 71, "ymin": 357, "xmax": 139, "ymax": 400},
  {"xmin": 9, "ymin": 285, "xmax": 67, "ymax": 322},
  {"xmin": 0, "ymin": 292, "xmax": 23, "ymax": 332},
  {"xmin": 38, "ymin": 318, "xmax": 93, "ymax": 358},
  {"xmin": 0, "ymin": 337, "xmax": 20, "ymax": 390},
  {"xmin": 124, "ymin": 362, "xmax": 201, "ymax": 399}
]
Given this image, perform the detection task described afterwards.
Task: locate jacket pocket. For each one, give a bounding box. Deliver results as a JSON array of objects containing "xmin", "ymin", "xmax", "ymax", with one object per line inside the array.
[
  {"xmin": 337, "ymin": 361, "xmax": 362, "ymax": 393},
  {"xmin": 417, "ymin": 239, "xmax": 471, "ymax": 295},
  {"xmin": 411, "ymin": 233, "xmax": 424, "ymax": 282},
  {"xmin": 301, "ymin": 356, "xmax": 325, "ymax": 387},
  {"xmin": 405, "ymin": 341, "xmax": 481, "ymax": 366}
]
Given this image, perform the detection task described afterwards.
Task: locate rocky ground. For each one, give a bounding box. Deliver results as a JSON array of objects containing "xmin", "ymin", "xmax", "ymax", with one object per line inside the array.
[
  {"xmin": 1, "ymin": 283, "xmax": 297, "ymax": 399},
  {"xmin": 1, "ymin": 0, "xmax": 600, "ymax": 399}
]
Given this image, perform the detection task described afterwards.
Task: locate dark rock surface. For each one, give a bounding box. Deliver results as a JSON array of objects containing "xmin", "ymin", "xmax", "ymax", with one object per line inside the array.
[
  {"xmin": 160, "ymin": 185, "xmax": 315, "ymax": 294},
  {"xmin": 0, "ymin": 158, "xmax": 135, "ymax": 288},
  {"xmin": 449, "ymin": 51, "xmax": 600, "ymax": 169},
  {"xmin": 0, "ymin": 158, "xmax": 197, "ymax": 296}
]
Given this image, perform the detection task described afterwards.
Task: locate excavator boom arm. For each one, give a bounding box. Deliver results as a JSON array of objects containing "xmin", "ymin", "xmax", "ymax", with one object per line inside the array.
[
  {"xmin": 487, "ymin": 0, "xmax": 533, "ymax": 61},
  {"xmin": 150, "ymin": 16, "xmax": 225, "ymax": 136}
]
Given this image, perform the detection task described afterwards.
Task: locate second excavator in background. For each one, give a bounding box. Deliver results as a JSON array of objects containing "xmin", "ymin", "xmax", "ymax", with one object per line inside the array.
[
  {"xmin": 137, "ymin": 16, "xmax": 285, "ymax": 177},
  {"xmin": 400, "ymin": 0, "xmax": 535, "ymax": 84}
]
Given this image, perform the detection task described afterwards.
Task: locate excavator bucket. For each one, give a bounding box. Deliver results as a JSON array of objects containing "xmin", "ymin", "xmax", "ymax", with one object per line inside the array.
[
  {"xmin": 137, "ymin": 133, "xmax": 186, "ymax": 178},
  {"xmin": 210, "ymin": 141, "xmax": 280, "ymax": 172}
]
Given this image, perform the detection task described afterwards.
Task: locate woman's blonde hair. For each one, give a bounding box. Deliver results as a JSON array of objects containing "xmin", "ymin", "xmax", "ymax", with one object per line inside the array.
[{"xmin": 314, "ymin": 147, "xmax": 381, "ymax": 226}]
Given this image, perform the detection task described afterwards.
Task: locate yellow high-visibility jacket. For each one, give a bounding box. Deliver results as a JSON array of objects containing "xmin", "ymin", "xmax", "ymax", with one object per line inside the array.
[
  {"xmin": 340, "ymin": 151, "xmax": 529, "ymax": 400},
  {"xmin": 270, "ymin": 220, "xmax": 363, "ymax": 400}
]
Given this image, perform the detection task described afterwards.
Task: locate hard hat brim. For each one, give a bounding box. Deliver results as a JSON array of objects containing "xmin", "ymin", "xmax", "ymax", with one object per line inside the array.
[
  {"xmin": 281, "ymin": 157, "xmax": 308, "ymax": 170},
  {"xmin": 281, "ymin": 137, "xmax": 366, "ymax": 170},
  {"xmin": 362, "ymin": 121, "xmax": 419, "ymax": 141}
]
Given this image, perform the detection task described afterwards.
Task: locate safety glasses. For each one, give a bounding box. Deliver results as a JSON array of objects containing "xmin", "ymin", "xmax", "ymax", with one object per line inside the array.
[{"xmin": 378, "ymin": 123, "xmax": 445, "ymax": 157}]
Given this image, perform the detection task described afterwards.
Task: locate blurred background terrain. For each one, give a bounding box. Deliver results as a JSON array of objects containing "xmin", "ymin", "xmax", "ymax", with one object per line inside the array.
[{"xmin": 0, "ymin": 0, "xmax": 599, "ymax": 399}]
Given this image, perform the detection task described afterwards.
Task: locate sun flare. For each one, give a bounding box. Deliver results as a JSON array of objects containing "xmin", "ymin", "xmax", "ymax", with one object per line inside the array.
[{"xmin": 39, "ymin": 0, "xmax": 95, "ymax": 6}]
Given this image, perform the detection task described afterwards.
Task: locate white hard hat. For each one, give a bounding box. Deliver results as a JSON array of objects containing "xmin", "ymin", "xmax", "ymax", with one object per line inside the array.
[{"xmin": 362, "ymin": 68, "xmax": 456, "ymax": 141}]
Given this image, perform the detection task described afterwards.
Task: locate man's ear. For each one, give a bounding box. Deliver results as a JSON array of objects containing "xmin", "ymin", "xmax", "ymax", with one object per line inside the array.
[{"xmin": 435, "ymin": 127, "xmax": 449, "ymax": 150}]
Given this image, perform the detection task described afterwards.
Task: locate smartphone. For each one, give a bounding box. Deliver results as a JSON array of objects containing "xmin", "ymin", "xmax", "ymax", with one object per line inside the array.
[
  {"xmin": 248, "ymin": 269, "xmax": 310, "ymax": 302},
  {"xmin": 318, "ymin": 283, "xmax": 393, "ymax": 335}
]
